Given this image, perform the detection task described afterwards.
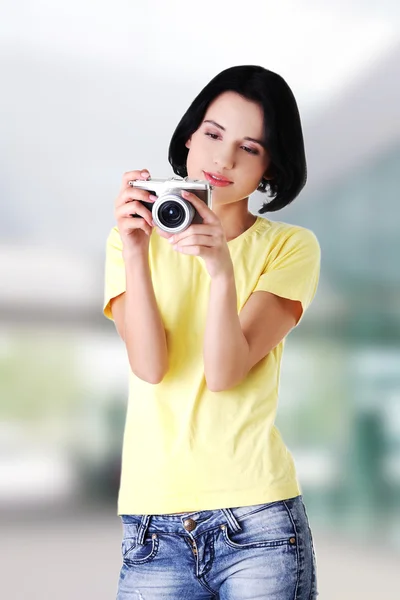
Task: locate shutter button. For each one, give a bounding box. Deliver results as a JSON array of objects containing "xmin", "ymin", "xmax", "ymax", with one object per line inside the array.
[{"xmin": 183, "ymin": 518, "xmax": 197, "ymax": 532}]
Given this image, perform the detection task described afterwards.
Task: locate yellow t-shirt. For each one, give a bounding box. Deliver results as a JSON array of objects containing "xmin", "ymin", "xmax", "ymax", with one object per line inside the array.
[{"xmin": 103, "ymin": 216, "xmax": 321, "ymax": 515}]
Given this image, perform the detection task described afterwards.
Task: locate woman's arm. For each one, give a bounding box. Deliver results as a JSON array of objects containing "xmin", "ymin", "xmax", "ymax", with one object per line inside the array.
[
  {"xmin": 203, "ymin": 272, "xmax": 300, "ymax": 392},
  {"xmin": 203, "ymin": 272, "xmax": 249, "ymax": 392},
  {"xmin": 111, "ymin": 250, "xmax": 168, "ymax": 384},
  {"xmin": 155, "ymin": 193, "xmax": 314, "ymax": 392}
]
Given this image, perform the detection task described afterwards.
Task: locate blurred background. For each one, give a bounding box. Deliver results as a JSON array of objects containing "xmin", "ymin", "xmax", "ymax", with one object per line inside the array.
[{"xmin": 1, "ymin": 1, "xmax": 400, "ymax": 598}]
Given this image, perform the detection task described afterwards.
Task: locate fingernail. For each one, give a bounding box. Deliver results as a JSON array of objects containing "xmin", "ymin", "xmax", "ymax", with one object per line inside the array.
[
  {"xmin": 168, "ymin": 236, "xmax": 175, "ymax": 244},
  {"xmin": 141, "ymin": 171, "xmax": 150, "ymax": 178},
  {"xmin": 149, "ymin": 194, "xmax": 157, "ymax": 201}
]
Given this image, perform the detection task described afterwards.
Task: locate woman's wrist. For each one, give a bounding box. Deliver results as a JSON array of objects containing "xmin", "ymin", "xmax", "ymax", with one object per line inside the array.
[{"xmin": 122, "ymin": 244, "xmax": 150, "ymax": 264}]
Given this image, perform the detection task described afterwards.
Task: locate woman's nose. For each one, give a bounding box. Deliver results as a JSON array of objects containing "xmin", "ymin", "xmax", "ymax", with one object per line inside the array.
[{"xmin": 213, "ymin": 147, "xmax": 234, "ymax": 170}]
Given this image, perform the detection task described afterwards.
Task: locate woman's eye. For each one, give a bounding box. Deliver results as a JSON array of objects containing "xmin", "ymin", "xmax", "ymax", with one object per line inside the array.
[
  {"xmin": 242, "ymin": 146, "xmax": 259, "ymax": 155},
  {"xmin": 204, "ymin": 132, "xmax": 259, "ymax": 155}
]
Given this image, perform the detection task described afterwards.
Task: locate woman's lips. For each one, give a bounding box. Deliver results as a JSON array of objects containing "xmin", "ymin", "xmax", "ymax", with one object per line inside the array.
[{"xmin": 203, "ymin": 171, "xmax": 233, "ymax": 187}]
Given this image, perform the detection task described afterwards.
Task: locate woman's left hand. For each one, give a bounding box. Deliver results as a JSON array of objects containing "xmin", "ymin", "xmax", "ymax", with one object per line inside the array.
[{"xmin": 154, "ymin": 190, "xmax": 233, "ymax": 279}]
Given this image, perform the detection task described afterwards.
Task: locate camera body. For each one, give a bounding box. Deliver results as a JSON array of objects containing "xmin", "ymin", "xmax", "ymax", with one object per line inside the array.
[{"xmin": 128, "ymin": 177, "xmax": 213, "ymax": 233}]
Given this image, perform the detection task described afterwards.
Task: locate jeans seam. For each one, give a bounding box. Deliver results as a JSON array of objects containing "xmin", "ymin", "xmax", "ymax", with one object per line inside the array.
[
  {"xmin": 300, "ymin": 502, "xmax": 318, "ymax": 599},
  {"xmin": 309, "ymin": 554, "xmax": 316, "ymax": 600},
  {"xmin": 282, "ymin": 499, "xmax": 300, "ymax": 600},
  {"xmin": 232, "ymin": 501, "xmax": 284, "ymax": 521}
]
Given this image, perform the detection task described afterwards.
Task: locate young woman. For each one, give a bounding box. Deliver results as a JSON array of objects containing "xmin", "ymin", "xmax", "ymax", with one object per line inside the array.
[{"xmin": 104, "ymin": 65, "xmax": 320, "ymax": 599}]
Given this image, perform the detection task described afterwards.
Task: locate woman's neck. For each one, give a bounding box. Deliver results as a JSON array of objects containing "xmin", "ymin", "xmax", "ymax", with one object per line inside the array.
[{"xmin": 212, "ymin": 199, "xmax": 257, "ymax": 242}]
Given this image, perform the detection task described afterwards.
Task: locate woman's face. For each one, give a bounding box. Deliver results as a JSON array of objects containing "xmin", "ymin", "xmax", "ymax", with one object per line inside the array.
[{"xmin": 185, "ymin": 91, "xmax": 271, "ymax": 207}]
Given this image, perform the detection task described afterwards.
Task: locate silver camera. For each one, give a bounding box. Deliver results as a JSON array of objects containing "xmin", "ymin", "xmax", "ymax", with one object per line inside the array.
[{"xmin": 128, "ymin": 177, "xmax": 213, "ymax": 233}]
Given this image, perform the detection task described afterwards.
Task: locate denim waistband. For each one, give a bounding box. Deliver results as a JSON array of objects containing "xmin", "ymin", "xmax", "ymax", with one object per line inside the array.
[{"xmin": 121, "ymin": 496, "xmax": 302, "ymax": 545}]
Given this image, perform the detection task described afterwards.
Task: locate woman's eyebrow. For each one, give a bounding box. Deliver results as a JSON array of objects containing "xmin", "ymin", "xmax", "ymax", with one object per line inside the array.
[{"xmin": 203, "ymin": 119, "xmax": 265, "ymax": 147}]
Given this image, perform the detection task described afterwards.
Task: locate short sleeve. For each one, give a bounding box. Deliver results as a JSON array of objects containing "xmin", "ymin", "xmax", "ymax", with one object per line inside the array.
[
  {"xmin": 253, "ymin": 226, "xmax": 321, "ymax": 326},
  {"xmin": 103, "ymin": 226, "xmax": 126, "ymax": 321}
]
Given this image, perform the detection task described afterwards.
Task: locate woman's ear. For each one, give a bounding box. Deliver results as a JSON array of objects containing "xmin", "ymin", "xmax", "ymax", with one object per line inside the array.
[{"xmin": 185, "ymin": 137, "xmax": 191, "ymax": 149}]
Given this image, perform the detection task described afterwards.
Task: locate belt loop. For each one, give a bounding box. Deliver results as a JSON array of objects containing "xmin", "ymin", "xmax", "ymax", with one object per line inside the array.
[
  {"xmin": 137, "ymin": 515, "xmax": 151, "ymax": 545},
  {"xmin": 221, "ymin": 508, "xmax": 242, "ymax": 532}
]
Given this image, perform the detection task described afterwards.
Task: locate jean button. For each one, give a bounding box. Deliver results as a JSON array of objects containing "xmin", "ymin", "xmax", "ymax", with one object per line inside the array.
[{"xmin": 183, "ymin": 518, "xmax": 197, "ymax": 532}]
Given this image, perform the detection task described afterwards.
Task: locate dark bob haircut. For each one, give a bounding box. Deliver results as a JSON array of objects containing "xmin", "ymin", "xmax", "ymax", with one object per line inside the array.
[{"xmin": 168, "ymin": 65, "xmax": 307, "ymax": 213}]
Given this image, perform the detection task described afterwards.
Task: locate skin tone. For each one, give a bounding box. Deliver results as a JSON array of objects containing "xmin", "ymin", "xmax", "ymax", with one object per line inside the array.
[
  {"xmin": 155, "ymin": 90, "xmax": 272, "ymax": 280},
  {"xmin": 185, "ymin": 90, "xmax": 271, "ymax": 241}
]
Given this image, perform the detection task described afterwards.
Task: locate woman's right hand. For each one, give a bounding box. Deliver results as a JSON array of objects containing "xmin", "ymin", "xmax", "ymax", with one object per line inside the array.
[{"xmin": 114, "ymin": 169, "xmax": 156, "ymax": 256}]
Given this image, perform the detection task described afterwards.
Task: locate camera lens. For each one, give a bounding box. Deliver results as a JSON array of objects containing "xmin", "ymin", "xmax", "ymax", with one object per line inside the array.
[{"xmin": 158, "ymin": 201, "xmax": 186, "ymax": 227}]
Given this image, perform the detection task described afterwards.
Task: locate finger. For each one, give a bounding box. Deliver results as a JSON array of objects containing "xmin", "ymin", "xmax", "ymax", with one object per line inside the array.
[
  {"xmin": 181, "ymin": 190, "xmax": 217, "ymax": 223},
  {"xmin": 115, "ymin": 201, "xmax": 154, "ymax": 226},
  {"xmin": 171, "ymin": 234, "xmax": 215, "ymax": 248},
  {"xmin": 154, "ymin": 226, "xmax": 175, "ymax": 240},
  {"xmin": 120, "ymin": 216, "xmax": 152, "ymax": 237},
  {"xmin": 168, "ymin": 224, "xmax": 216, "ymax": 244},
  {"xmin": 116, "ymin": 199, "xmax": 153, "ymax": 218},
  {"xmin": 154, "ymin": 225, "xmax": 215, "ymax": 243},
  {"xmin": 120, "ymin": 169, "xmax": 151, "ymax": 193},
  {"xmin": 116, "ymin": 188, "xmax": 157, "ymax": 208}
]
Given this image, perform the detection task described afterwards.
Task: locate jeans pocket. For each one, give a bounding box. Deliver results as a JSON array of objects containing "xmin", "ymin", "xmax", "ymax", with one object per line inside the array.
[
  {"xmin": 221, "ymin": 500, "xmax": 297, "ymax": 549},
  {"xmin": 121, "ymin": 521, "xmax": 160, "ymax": 565}
]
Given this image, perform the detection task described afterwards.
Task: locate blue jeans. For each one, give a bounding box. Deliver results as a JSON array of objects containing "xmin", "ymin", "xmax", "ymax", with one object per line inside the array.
[{"xmin": 117, "ymin": 495, "xmax": 318, "ymax": 599}]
